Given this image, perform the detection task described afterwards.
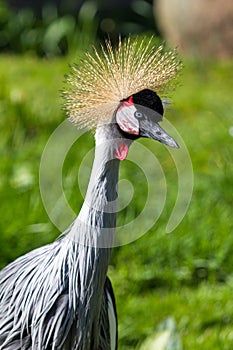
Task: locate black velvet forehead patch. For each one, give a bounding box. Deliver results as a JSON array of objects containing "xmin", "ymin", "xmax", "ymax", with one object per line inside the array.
[{"xmin": 131, "ymin": 89, "xmax": 164, "ymax": 116}]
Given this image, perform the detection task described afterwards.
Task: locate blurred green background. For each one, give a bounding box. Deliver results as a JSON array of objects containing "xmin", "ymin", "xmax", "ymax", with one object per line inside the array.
[{"xmin": 0, "ymin": 0, "xmax": 233, "ymax": 349}]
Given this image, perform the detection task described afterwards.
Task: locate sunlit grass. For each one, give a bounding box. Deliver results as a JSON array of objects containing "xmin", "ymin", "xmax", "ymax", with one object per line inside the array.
[{"xmin": 115, "ymin": 283, "xmax": 233, "ymax": 349}]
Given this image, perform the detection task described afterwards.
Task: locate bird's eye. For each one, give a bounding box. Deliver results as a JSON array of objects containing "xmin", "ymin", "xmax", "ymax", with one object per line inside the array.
[{"xmin": 134, "ymin": 111, "xmax": 143, "ymax": 119}]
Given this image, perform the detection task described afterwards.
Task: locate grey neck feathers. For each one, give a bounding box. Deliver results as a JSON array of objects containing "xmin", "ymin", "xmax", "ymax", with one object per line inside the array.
[
  {"xmin": 70, "ymin": 129, "xmax": 120, "ymax": 248},
  {"xmin": 65, "ymin": 124, "xmax": 121, "ymax": 349}
]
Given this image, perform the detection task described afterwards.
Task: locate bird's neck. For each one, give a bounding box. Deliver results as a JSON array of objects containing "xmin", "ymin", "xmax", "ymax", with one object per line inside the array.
[
  {"xmin": 70, "ymin": 136, "xmax": 120, "ymax": 249},
  {"xmin": 66, "ymin": 125, "xmax": 125, "ymax": 348}
]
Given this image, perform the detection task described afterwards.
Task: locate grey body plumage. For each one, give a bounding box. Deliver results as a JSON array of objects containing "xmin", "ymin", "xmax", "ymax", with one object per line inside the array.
[{"xmin": 0, "ymin": 124, "xmax": 119, "ymax": 350}]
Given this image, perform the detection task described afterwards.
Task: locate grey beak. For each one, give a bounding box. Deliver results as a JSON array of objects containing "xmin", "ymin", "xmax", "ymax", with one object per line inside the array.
[{"xmin": 140, "ymin": 119, "xmax": 179, "ymax": 148}]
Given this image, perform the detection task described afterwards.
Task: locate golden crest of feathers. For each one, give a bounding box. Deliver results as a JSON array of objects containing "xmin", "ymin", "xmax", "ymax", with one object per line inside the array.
[{"xmin": 63, "ymin": 36, "xmax": 182, "ymax": 129}]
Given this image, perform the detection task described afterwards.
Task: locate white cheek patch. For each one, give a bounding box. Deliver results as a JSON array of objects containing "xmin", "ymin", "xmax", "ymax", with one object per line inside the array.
[{"xmin": 116, "ymin": 105, "xmax": 139, "ymax": 135}]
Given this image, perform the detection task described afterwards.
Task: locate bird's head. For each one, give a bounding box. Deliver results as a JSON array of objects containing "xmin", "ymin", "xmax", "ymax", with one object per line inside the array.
[
  {"xmin": 110, "ymin": 88, "xmax": 178, "ymax": 160},
  {"xmin": 63, "ymin": 36, "xmax": 182, "ymax": 159}
]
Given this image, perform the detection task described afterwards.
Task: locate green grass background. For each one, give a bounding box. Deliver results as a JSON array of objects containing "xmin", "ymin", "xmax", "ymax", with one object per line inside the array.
[{"xmin": 0, "ymin": 53, "xmax": 233, "ymax": 349}]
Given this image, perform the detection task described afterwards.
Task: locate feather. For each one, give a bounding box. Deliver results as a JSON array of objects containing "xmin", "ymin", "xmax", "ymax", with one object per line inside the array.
[{"xmin": 63, "ymin": 36, "xmax": 182, "ymax": 130}]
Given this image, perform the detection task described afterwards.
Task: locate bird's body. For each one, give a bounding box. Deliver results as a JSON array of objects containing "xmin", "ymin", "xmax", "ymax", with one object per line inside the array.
[
  {"xmin": 0, "ymin": 124, "xmax": 119, "ymax": 349},
  {"xmin": 0, "ymin": 37, "xmax": 182, "ymax": 349},
  {"xmin": 0, "ymin": 241, "xmax": 117, "ymax": 350}
]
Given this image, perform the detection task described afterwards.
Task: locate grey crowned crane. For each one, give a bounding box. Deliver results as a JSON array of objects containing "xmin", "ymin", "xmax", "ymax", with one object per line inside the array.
[{"xmin": 0, "ymin": 36, "xmax": 182, "ymax": 349}]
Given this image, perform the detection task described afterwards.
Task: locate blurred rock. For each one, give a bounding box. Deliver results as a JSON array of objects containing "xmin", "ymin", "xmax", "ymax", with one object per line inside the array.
[
  {"xmin": 154, "ymin": 0, "xmax": 233, "ymax": 58},
  {"xmin": 140, "ymin": 317, "xmax": 182, "ymax": 350}
]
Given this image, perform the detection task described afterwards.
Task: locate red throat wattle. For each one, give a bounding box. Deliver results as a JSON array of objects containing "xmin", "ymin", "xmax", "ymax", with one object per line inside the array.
[{"xmin": 115, "ymin": 141, "xmax": 129, "ymax": 160}]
